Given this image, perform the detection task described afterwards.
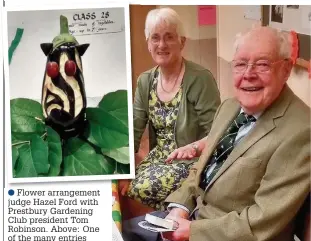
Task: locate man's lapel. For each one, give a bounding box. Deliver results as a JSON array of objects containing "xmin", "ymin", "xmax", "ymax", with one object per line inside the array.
[{"xmin": 203, "ymin": 85, "xmax": 293, "ymax": 190}]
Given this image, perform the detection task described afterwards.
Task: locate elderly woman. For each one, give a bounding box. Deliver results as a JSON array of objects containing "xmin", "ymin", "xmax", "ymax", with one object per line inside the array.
[{"xmin": 124, "ymin": 7, "xmax": 221, "ymax": 211}]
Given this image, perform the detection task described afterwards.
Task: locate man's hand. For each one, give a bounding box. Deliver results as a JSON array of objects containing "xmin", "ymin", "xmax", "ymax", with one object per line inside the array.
[
  {"xmin": 166, "ymin": 208, "xmax": 189, "ymax": 220},
  {"xmin": 165, "ymin": 145, "xmax": 197, "ymax": 164},
  {"xmin": 161, "ymin": 216, "xmax": 191, "ymax": 241},
  {"xmin": 161, "ymin": 208, "xmax": 190, "ymax": 240}
]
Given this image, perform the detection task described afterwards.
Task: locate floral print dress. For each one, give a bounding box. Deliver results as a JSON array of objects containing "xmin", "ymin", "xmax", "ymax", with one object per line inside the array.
[{"xmin": 127, "ymin": 72, "xmax": 194, "ymax": 210}]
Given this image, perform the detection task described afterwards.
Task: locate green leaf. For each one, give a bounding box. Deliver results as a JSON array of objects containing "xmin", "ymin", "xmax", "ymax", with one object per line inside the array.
[
  {"xmin": 10, "ymin": 98, "xmax": 45, "ymax": 134},
  {"xmin": 38, "ymin": 173, "xmax": 49, "ymax": 177},
  {"xmin": 12, "ymin": 146, "xmax": 19, "ymax": 168},
  {"xmin": 98, "ymin": 90, "xmax": 128, "ymax": 127},
  {"xmin": 116, "ymin": 163, "xmax": 130, "ymax": 174},
  {"xmin": 14, "ymin": 135, "xmax": 49, "ymax": 178},
  {"xmin": 12, "ymin": 143, "xmax": 28, "ymax": 177},
  {"xmin": 85, "ymin": 107, "xmax": 129, "ymax": 149},
  {"xmin": 30, "ymin": 135, "xmax": 49, "ymax": 174},
  {"xmin": 11, "ymin": 132, "xmax": 41, "ymax": 145},
  {"xmin": 63, "ymin": 138, "xmax": 107, "ymax": 176},
  {"xmin": 101, "ymin": 147, "xmax": 111, "ymax": 153},
  {"xmin": 15, "ymin": 144, "xmax": 37, "ymax": 178},
  {"xmin": 98, "ymin": 154, "xmax": 115, "ymax": 174},
  {"xmin": 102, "ymin": 147, "xmax": 130, "ymax": 164},
  {"xmin": 46, "ymin": 127, "xmax": 62, "ymax": 176}
]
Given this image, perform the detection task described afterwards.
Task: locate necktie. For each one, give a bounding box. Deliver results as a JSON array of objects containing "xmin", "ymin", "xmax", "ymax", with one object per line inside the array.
[{"xmin": 199, "ymin": 112, "xmax": 256, "ymax": 190}]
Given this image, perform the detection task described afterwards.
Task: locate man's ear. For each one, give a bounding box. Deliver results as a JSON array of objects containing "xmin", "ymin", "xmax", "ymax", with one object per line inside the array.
[
  {"xmin": 180, "ymin": 37, "xmax": 186, "ymax": 50},
  {"xmin": 76, "ymin": 44, "xmax": 90, "ymax": 56},
  {"xmin": 40, "ymin": 43, "xmax": 53, "ymax": 56},
  {"xmin": 284, "ymin": 59, "xmax": 294, "ymax": 80}
]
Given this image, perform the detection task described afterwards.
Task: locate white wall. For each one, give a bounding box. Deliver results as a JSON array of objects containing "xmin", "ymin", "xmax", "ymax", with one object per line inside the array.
[
  {"xmin": 217, "ymin": 5, "xmax": 261, "ymax": 62},
  {"xmin": 7, "ymin": 8, "xmax": 128, "ymax": 100},
  {"xmin": 217, "ymin": 5, "xmax": 310, "ymax": 107}
]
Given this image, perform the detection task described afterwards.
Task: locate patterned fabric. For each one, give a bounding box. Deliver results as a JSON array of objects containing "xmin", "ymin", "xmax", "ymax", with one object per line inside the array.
[
  {"xmin": 200, "ymin": 112, "xmax": 256, "ymax": 190},
  {"xmin": 127, "ymin": 71, "xmax": 195, "ymax": 210},
  {"xmin": 112, "ymin": 180, "xmax": 122, "ymax": 231}
]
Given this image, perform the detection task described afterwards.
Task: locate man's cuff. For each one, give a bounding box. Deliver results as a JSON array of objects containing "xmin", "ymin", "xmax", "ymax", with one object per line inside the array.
[{"xmin": 167, "ymin": 203, "xmax": 190, "ymax": 213}]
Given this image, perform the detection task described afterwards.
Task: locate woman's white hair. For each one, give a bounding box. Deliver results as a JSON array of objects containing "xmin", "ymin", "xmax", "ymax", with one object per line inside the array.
[
  {"xmin": 144, "ymin": 7, "xmax": 186, "ymax": 40},
  {"xmin": 233, "ymin": 25, "xmax": 292, "ymax": 59}
]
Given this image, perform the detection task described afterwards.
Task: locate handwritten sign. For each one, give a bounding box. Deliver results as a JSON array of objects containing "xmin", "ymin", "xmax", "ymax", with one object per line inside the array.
[{"xmin": 63, "ymin": 8, "xmax": 124, "ymax": 36}]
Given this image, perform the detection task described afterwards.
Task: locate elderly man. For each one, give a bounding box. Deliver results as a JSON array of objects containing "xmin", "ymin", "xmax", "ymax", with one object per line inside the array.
[{"xmin": 122, "ymin": 26, "xmax": 310, "ymax": 241}]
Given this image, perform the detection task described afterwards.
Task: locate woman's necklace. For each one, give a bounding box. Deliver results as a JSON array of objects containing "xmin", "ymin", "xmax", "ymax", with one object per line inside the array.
[{"xmin": 159, "ymin": 60, "xmax": 183, "ymax": 94}]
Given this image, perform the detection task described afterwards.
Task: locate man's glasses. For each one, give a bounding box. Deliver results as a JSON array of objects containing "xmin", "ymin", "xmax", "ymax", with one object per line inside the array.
[{"xmin": 231, "ymin": 59, "xmax": 288, "ymax": 73}]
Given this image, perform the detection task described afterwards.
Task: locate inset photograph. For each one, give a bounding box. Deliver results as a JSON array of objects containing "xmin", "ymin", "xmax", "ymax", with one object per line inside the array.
[
  {"xmin": 287, "ymin": 5, "xmax": 299, "ymax": 9},
  {"xmin": 3, "ymin": 5, "xmax": 134, "ymax": 181},
  {"xmin": 271, "ymin": 5, "xmax": 284, "ymax": 23}
]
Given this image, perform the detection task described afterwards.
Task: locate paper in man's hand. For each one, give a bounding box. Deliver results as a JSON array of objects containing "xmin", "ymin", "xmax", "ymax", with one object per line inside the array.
[{"xmin": 138, "ymin": 214, "xmax": 179, "ymax": 233}]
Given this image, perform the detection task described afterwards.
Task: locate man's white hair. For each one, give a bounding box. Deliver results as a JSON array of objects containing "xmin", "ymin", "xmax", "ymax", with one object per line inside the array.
[
  {"xmin": 233, "ymin": 25, "xmax": 292, "ymax": 59},
  {"xmin": 144, "ymin": 7, "xmax": 186, "ymax": 40}
]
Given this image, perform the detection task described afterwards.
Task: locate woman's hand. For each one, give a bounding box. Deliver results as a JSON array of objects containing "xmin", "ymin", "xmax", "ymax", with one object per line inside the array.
[{"xmin": 165, "ymin": 144, "xmax": 197, "ymax": 164}]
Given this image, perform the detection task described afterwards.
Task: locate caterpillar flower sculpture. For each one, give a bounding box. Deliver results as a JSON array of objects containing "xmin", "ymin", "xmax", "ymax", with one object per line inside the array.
[
  {"xmin": 41, "ymin": 15, "xmax": 89, "ymax": 139},
  {"xmin": 10, "ymin": 14, "xmax": 130, "ymax": 178}
]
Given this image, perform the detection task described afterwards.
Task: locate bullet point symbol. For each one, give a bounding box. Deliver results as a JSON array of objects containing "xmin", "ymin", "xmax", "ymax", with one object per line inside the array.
[{"xmin": 8, "ymin": 189, "xmax": 14, "ymax": 196}]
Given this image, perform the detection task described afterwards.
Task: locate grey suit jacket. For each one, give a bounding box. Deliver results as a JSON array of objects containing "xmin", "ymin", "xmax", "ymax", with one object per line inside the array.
[{"xmin": 165, "ymin": 84, "xmax": 311, "ymax": 241}]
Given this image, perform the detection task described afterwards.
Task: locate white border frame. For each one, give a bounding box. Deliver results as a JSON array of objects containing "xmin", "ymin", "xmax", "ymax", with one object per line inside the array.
[
  {"xmin": 0, "ymin": 2, "xmax": 4, "ymax": 239},
  {"xmin": 2, "ymin": 2, "xmax": 135, "ymax": 184}
]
